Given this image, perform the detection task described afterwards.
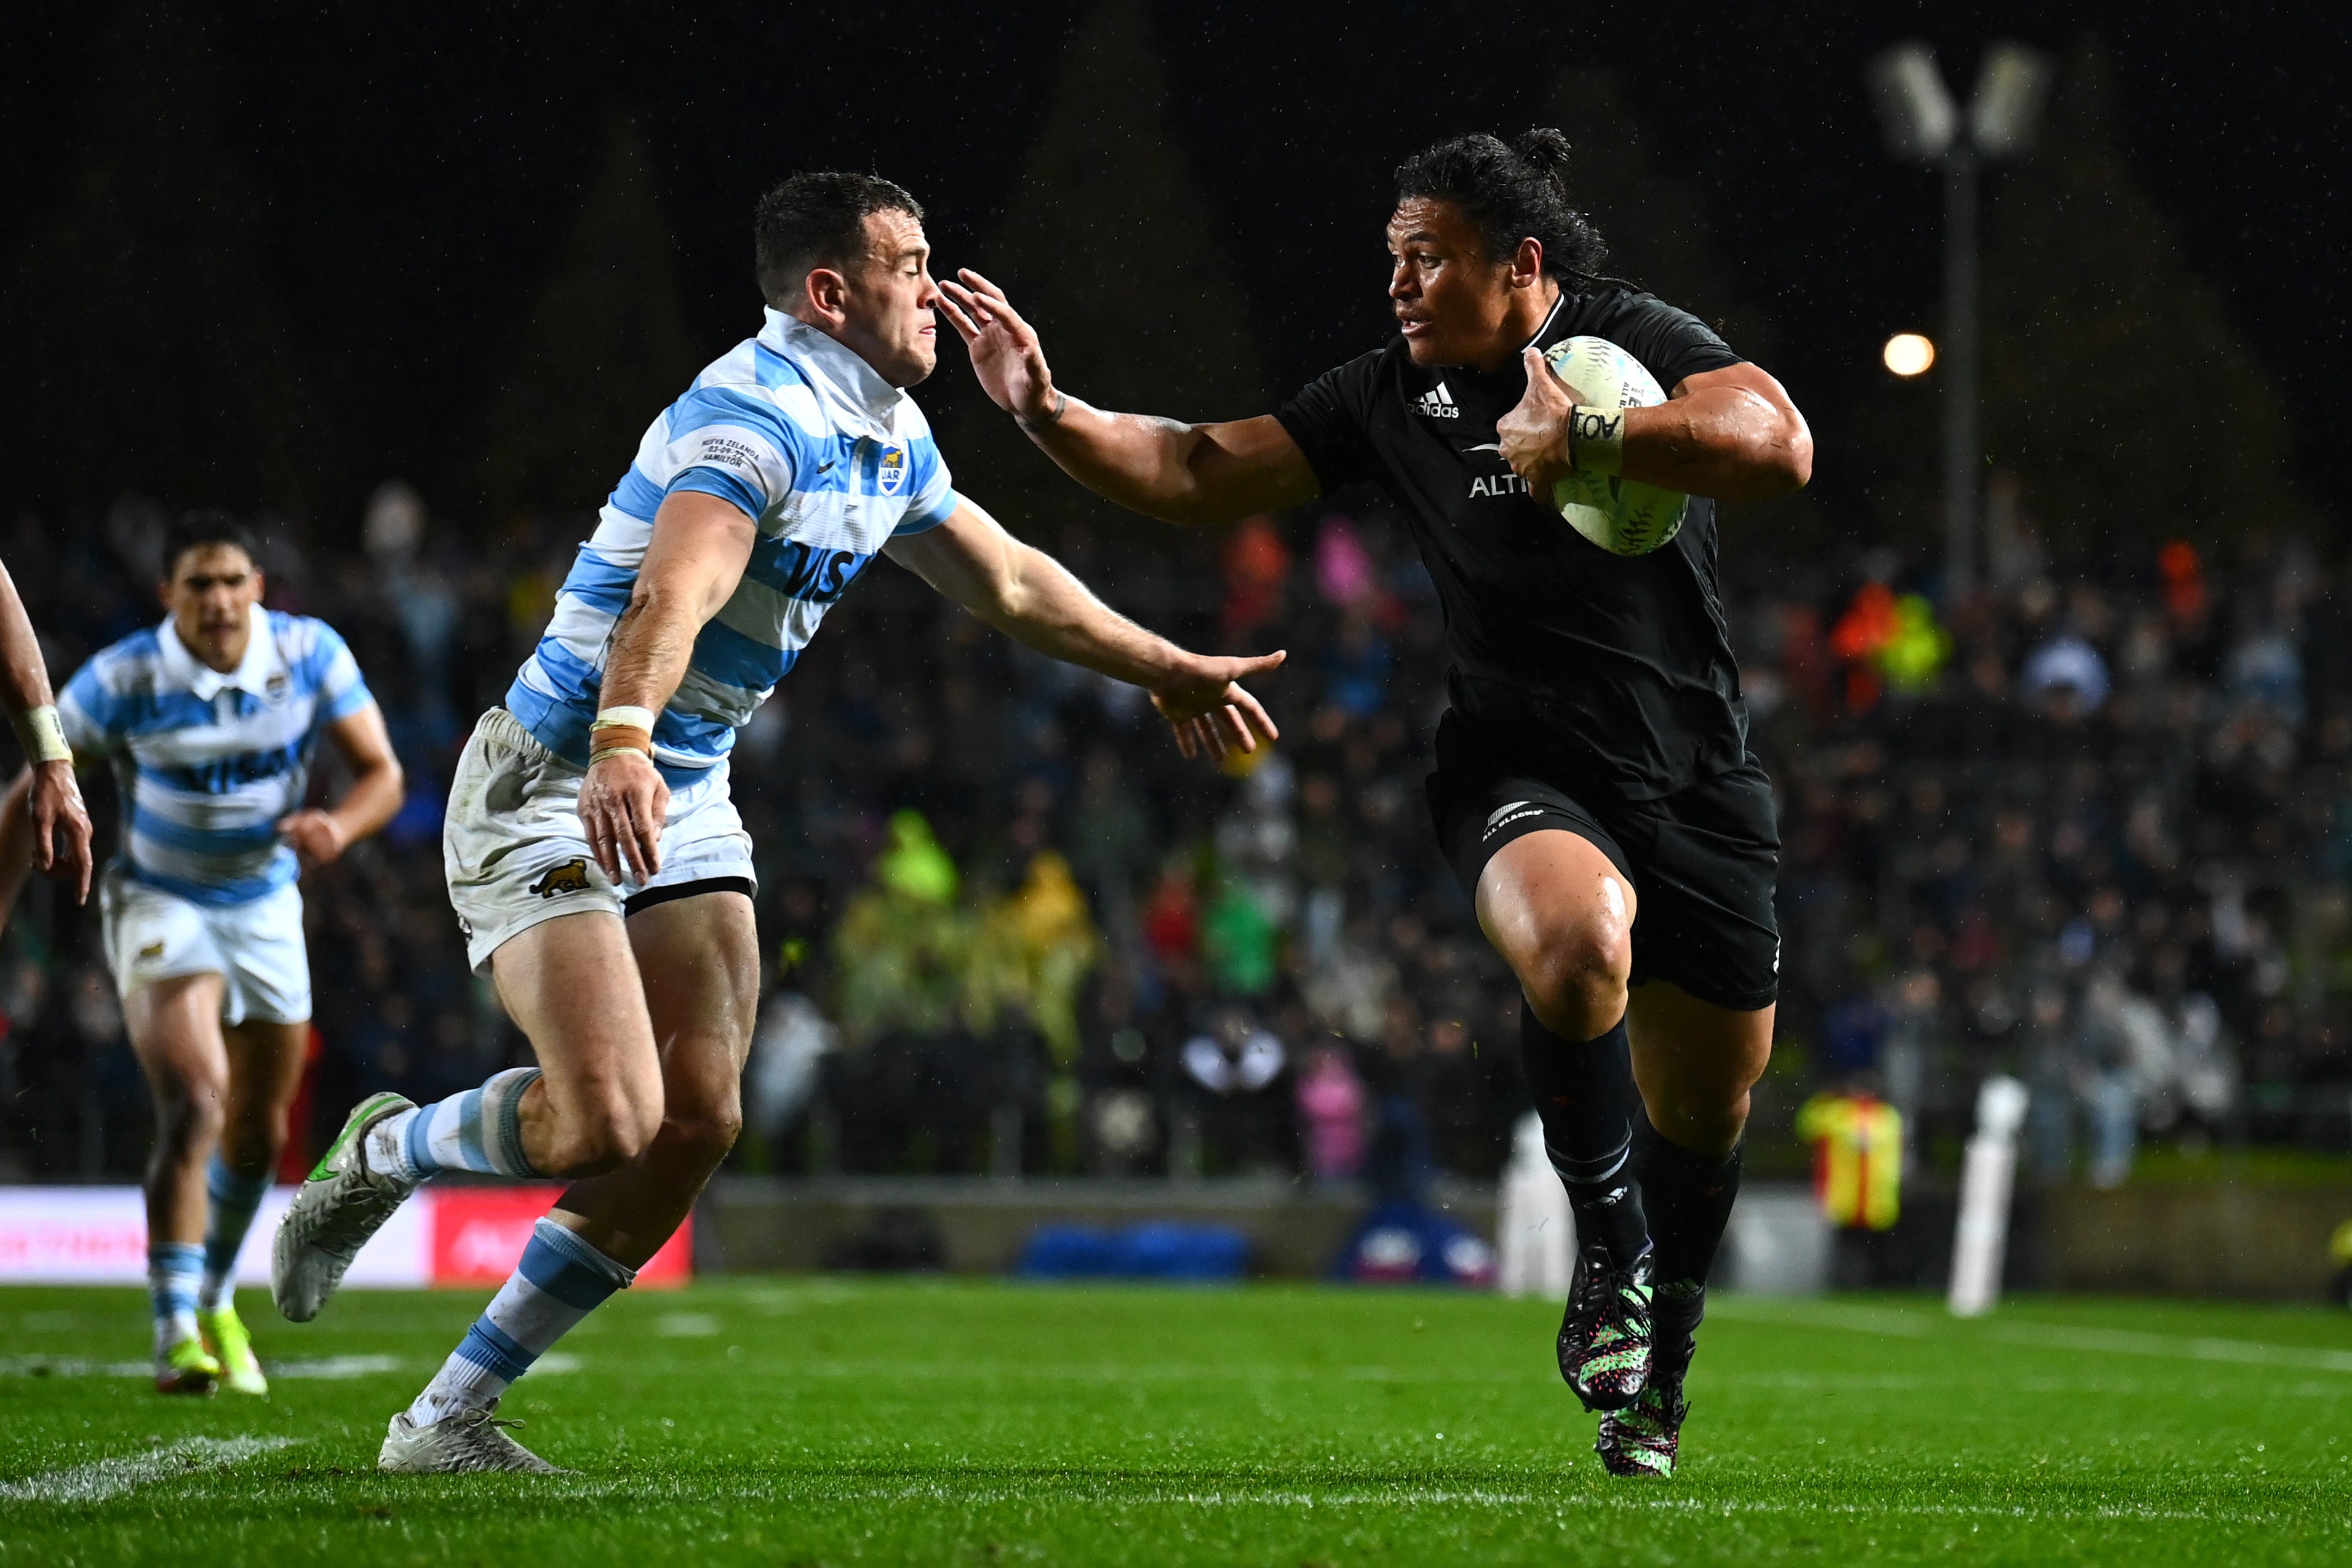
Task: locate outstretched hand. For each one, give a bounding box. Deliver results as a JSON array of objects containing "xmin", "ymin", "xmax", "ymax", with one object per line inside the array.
[
  {"xmin": 1151, "ymin": 651, "xmax": 1286, "ymax": 763},
  {"xmin": 1496, "ymin": 345, "xmax": 1584, "ymax": 499},
  {"xmin": 936, "ymin": 270, "xmax": 1062, "ymax": 427}
]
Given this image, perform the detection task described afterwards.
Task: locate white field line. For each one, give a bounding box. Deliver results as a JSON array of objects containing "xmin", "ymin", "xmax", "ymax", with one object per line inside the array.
[
  {"xmin": 0, "ymin": 1436, "xmax": 297, "ymax": 1505},
  {"xmin": 1710, "ymin": 1299, "xmax": 2352, "ymax": 1374},
  {"xmin": 481, "ymin": 1477, "xmax": 2309, "ymax": 1528},
  {"xmin": 0, "ymin": 1354, "xmax": 405, "ymax": 1381}
]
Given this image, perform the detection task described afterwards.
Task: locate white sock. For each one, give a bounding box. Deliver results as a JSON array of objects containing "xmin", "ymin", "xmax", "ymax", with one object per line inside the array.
[
  {"xmin": 365, "ymin": 1067, "xmax": 544, "ymax": 1183},
  {"xmin": 407, "ymin": 1218, "xmax": 633, "ymax": 1426}
]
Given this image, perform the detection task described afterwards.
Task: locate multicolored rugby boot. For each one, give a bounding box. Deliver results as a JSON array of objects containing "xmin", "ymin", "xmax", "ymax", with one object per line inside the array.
[
  {"xmin": 154, "ymin": 1334, "xmax": 220, "ymax": 1396},
  {"xmin": 1557, "ymin": 1243, "xmax": 1652, "ymax": 1412},
  {"xmin": 378, "ymin": 1404, "xmax": 568, "ymax": 1474},
  {"xmin": 1595, "ymin": 1367, "xmax": 1688, "ymax": 1478},
  {"xmin": 273, "ymin": 1092, "xmax": 416, "ymax": 1323},
  {"xmin": 198, "ymin": 1303, "xmax": 268, "ymax": 1396}
]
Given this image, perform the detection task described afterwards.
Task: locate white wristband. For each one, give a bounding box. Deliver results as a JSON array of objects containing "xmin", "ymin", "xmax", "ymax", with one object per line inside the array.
[
  {"xmin": 591, "ymin": 705, "xmax": 656, "ymax": 733},
  {"xmin": 1566, "ymin": 404, "xmax": 1626, "ymax": 477},
  {"xmin": 13, "ymin": 704, "xmax": 70, "ymax": 765}
]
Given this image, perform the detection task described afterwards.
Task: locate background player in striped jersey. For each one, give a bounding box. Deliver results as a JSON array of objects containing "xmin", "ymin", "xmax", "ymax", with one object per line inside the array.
[
  {"xmin": 0, "ymin": 511, "xmax": 403, "ymax": 1393},
  {"xmin": 273, "ymin": 170, "xmax": 1283, "ymax": 1474}
]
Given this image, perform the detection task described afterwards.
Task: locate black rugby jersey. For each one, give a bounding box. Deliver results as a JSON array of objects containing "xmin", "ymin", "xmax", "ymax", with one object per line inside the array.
[{"xmin": 1276, "ymin": 285, "xmax": 1748, "ymax": 802}]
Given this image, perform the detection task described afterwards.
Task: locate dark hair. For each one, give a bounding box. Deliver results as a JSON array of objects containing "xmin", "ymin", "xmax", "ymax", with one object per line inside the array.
[
  {"xmin": 753, "ymin": 172, "xmax": 926, "ymax": 306},
  {"xmin": 159, "ymin": 509, "xmax": 260, "ymax": 581},
  {"xmin": 1393, "ymin": 128, "xmax": 1608, "ymax": 281}
]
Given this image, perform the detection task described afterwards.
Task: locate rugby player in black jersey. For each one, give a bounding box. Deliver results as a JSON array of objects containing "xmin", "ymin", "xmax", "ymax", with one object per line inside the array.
[{"xmin": 939, "ymin": 129, "xmax": 1809, "ymax": 1477}]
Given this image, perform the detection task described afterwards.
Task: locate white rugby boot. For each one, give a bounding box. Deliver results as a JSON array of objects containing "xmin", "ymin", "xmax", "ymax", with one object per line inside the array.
[
  {"xmin": 378, "ymin": 1403, "xmax": 568, "ymax": 1474},
  {"xmin": 272, "ymin": 1091, "xmax": 416, "ymax": 1322}
]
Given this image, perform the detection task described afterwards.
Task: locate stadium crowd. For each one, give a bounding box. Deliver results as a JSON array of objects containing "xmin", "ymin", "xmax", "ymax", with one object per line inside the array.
[{"xmin": 2, "ymin": 485, "xmax": 2348, "ymax": 1189}]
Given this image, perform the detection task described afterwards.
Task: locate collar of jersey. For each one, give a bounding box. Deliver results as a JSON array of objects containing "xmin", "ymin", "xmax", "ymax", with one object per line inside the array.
[
  {"xmin": 757, "ymin": 308, "xmax": 906, "ymax": 432},
  {"xmin": 157, "ymin": 602, "xmax": 282, "ymax": 700}
]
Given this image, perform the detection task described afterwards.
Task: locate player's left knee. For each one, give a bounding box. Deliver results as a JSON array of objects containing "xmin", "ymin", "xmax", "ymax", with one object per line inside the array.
[{"xmin": 660, "ymin": 1089, "xmax": 743, "ymax": 1168}]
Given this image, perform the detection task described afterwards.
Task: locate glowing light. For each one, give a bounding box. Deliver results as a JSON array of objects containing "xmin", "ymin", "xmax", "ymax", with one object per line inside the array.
[{"xmin": 1883, "ymin": 333, "xmax": 1936, "ymax": 376}]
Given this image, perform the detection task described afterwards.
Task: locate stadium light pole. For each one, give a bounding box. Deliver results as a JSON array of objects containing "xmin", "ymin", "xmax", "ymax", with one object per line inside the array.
[{"xmin": 1867, "ymin": 41, "xmax": 2049, "ymax": 598}]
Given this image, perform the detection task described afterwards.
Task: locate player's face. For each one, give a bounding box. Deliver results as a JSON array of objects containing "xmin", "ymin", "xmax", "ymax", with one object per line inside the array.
[
  {"xmin": 835, "ymin": 210, "xmax": 941, "ymax": 388},
  {"xmin": 160, "ymin": 543, "xmax": 264, "ymax": 672},
  {"xmin": 1387, "ymin": 197, "xmax": 1518, "ymax": 370}
]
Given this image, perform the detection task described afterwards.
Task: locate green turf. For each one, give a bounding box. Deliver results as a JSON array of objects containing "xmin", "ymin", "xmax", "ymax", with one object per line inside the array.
[{"xmin": 2, "ymin": 1280, "xmax": 2347, "ymax": 1565}]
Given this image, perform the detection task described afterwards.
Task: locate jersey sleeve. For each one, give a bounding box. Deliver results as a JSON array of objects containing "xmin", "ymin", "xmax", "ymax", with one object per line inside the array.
[
  {"xmin": 55, "ymin": 658, "xmax": 116, "ymax": 756},
  {"xmin": 299, "ymin": 619, "xmax": 375, "ymax": 722},
  {"xmin": 1274, "ymin": 351, "xmax": 1387, "ymax": 495},
  {"xmin": 656, "ymin": 387, "xmax": 804, "ymax": 525},
  {"xmin": 1593, "ymin": 292, "xmax": 1744, "ymax": 391},
  {"xmin": 893, "ymin": 435, "xmax": 957, "ymax": 536}
]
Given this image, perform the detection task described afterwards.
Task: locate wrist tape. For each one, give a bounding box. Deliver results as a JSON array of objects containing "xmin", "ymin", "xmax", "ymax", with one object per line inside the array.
[
  {"xmin": 13, "ymin": 704, "xmax": 71, "ymax": 765},
  {"xmin": 1566, "ymin": 405, "xmax": 1626, "ymax": 477},
  {"xmin": 589, "ymin": 706, "xmax": 654, "ymax": 763}
]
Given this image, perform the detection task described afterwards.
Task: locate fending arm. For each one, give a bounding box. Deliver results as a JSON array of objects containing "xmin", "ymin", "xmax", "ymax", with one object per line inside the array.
[
  {"xmin": 885, "ymin": 496, "xmax": 1283, "ymax": 760},
  {"xmin": 936, "ymin": 270, "xmax": 1321, "ymax": 527}
]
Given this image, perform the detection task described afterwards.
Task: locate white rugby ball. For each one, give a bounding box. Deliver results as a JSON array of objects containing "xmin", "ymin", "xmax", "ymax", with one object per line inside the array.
[{"xmin": 1541, "ymin": 336, "xmax": 1689, "ymax": 557}]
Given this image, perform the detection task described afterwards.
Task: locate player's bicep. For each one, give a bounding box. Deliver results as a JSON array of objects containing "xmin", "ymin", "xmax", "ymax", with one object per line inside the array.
[
  {"xmin": 1178, "ymin": 415, "xmax": 1324, "ymax": 523},
  {"xmin": 640, "ymin": 489, "xmax": 760, "ymax": 622},
  {"xmin": 1669, "ymin": 361, "xmax": 1796, "ymax": 415}
]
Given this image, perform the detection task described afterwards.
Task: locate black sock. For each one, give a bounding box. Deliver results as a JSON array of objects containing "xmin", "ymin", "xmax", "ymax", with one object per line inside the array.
[
  {"xmin": 1520, "ymin": 1006, "xmax": 1650, "ymax": 1268},
  {"xmin": 1635, "ymin": 1115, "xmax": 1742, "ymax": 1377}
]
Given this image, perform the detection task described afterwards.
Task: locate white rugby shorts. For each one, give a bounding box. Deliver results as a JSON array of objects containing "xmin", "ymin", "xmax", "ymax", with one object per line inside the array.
[
  {"xmin": 444, "ymin": 706, "xmax": 756, "ymax": 974},
  {"xmin": 100, "ymin": 866, "xmax": 311, "ymax": 1026}
]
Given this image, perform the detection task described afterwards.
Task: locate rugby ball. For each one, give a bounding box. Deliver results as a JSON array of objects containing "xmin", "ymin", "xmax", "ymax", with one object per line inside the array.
[{"xmin": 1541, "ymin": 336, "xmax": 1689, "ymax": 557}]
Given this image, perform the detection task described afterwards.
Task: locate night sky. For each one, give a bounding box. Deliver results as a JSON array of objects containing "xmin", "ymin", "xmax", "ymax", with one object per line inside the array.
[{"xmin": 3, "ymin": 0, "xmax": 2345, "ymax": 536}]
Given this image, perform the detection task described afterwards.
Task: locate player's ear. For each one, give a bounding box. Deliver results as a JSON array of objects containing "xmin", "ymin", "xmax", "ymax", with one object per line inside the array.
[
  {"xmin": 1511, "ymin": 236, "xmax": 1545, "ymax": 290},
  {"xmin": 803, "ymin": 265, "xmax": 850, "ymax": 325}
]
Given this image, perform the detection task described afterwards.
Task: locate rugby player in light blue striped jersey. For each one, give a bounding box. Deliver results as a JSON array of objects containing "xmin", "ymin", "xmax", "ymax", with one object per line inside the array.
[
  {"xmin": 2, "ymin": 512, "xmax": 404, "ymax": 1395},
  {"xmin": 272, "ymin": 170, "xmax": 1286, "ymax": 1474}
]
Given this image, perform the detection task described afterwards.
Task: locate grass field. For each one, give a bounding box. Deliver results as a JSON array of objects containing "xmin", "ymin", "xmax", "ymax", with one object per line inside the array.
[{"xmin": 1, "ymin": 1279, "xmax": 2347, "ymax": 1565}]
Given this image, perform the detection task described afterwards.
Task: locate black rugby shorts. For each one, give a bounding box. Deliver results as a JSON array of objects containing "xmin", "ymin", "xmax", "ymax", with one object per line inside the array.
[{"xmin": 1425, "ymin": 715, "xmax": 1781, "ymax": 1013}]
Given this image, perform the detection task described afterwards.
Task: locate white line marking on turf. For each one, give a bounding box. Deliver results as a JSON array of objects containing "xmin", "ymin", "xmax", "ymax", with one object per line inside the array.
[
  {"xmin": 1710, "ymin": 1299, "xmax": 2352, "ymax": 1374},
  {"xmin": 263, "ymin": 1355, "xmax": 404, "ymax": 1380},
  {"xmin": 0, "ymin": 1436, "xmax": 298, "ymax": 1505},
  {"xmin": 1, "ymin": 1355, "xmax": 408, "ymax": 1380}
]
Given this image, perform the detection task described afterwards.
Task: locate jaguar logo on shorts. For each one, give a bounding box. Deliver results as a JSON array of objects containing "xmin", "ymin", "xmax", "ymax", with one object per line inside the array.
[
  {"xmin": 138, "ymin": 941, "xmax": 167, "ymax": 960},
  {"xmin": 528, "ymin": 858, "xmax": 594, "ymax": 899}
]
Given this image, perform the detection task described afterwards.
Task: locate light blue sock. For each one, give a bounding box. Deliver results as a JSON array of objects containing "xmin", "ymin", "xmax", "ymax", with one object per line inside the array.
[
  {"xmin": 407, "ymin": 1218, "xmax": 634, "ymax": 1424},
  {"xmin": 199, "ymin": 1156, "xmax": 271, "ymax": 1311},
  {"xmin": 364, "ymin": 1067, "xmax": 544, "ymax": 1182},
  {"xmin": 149, "ymin": 1241, "xmax": 204, "ymax": 1354}
]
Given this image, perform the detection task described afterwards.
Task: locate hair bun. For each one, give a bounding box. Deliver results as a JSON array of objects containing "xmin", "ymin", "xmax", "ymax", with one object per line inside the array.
[{"xmin": 1512, "ymin": 127, "xmax": 1574, "ymax": 194}]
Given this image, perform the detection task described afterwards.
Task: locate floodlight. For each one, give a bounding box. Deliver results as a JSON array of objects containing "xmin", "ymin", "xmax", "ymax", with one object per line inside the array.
[
  {"xmin": 1969, "ymin": 42, "xmax": 2052, "ymax": 158},
  {"xmin": 1883, "ymin": 333, "xmax": 1936, "ymax": 376},
  {"xmin": 1867, "ymin": 42, "xmax": 1958, "ymax": 162}
]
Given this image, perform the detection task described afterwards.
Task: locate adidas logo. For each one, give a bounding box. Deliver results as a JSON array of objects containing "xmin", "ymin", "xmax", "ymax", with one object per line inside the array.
[{"xmin": 1413, "ymin": 382, "xmax": 1460, "ymax": 419}]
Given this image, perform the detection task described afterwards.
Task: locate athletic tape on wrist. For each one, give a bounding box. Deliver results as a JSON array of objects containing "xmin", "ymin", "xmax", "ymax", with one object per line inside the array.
[
  {"xmin": 591, "ymin": 705, "xmax": 656, "ymax": 733},
  {"xmin": 12, "ymin": 705, "xmax": 70, "ymax": 765},
  {"xmin": 589, "ymin": 736, "xmax": 651, "ymax": 765},
  {"xmin": 1566, "ymin": 405, "xmax": 1626, "ymax": 477}
]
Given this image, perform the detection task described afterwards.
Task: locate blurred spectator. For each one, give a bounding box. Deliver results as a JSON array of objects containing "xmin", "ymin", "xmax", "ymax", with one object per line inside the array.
[
  {"xmin": 1179, "ymin": 1005, "xmax": 1291, "ymax": 1176},
  {"xmin": 1295, "ymin": 1043, "xmax": 1368, "ymax": 1185}
]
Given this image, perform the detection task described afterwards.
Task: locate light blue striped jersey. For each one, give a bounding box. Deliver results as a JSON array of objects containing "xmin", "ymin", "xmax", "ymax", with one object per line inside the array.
[
  {"xmin": 58, "ymin": 605, "xmax": 375, "ymax": 907},
  {"xmin": 507, "ymin": 308, "xmax": 958, "ymax": 780}
]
